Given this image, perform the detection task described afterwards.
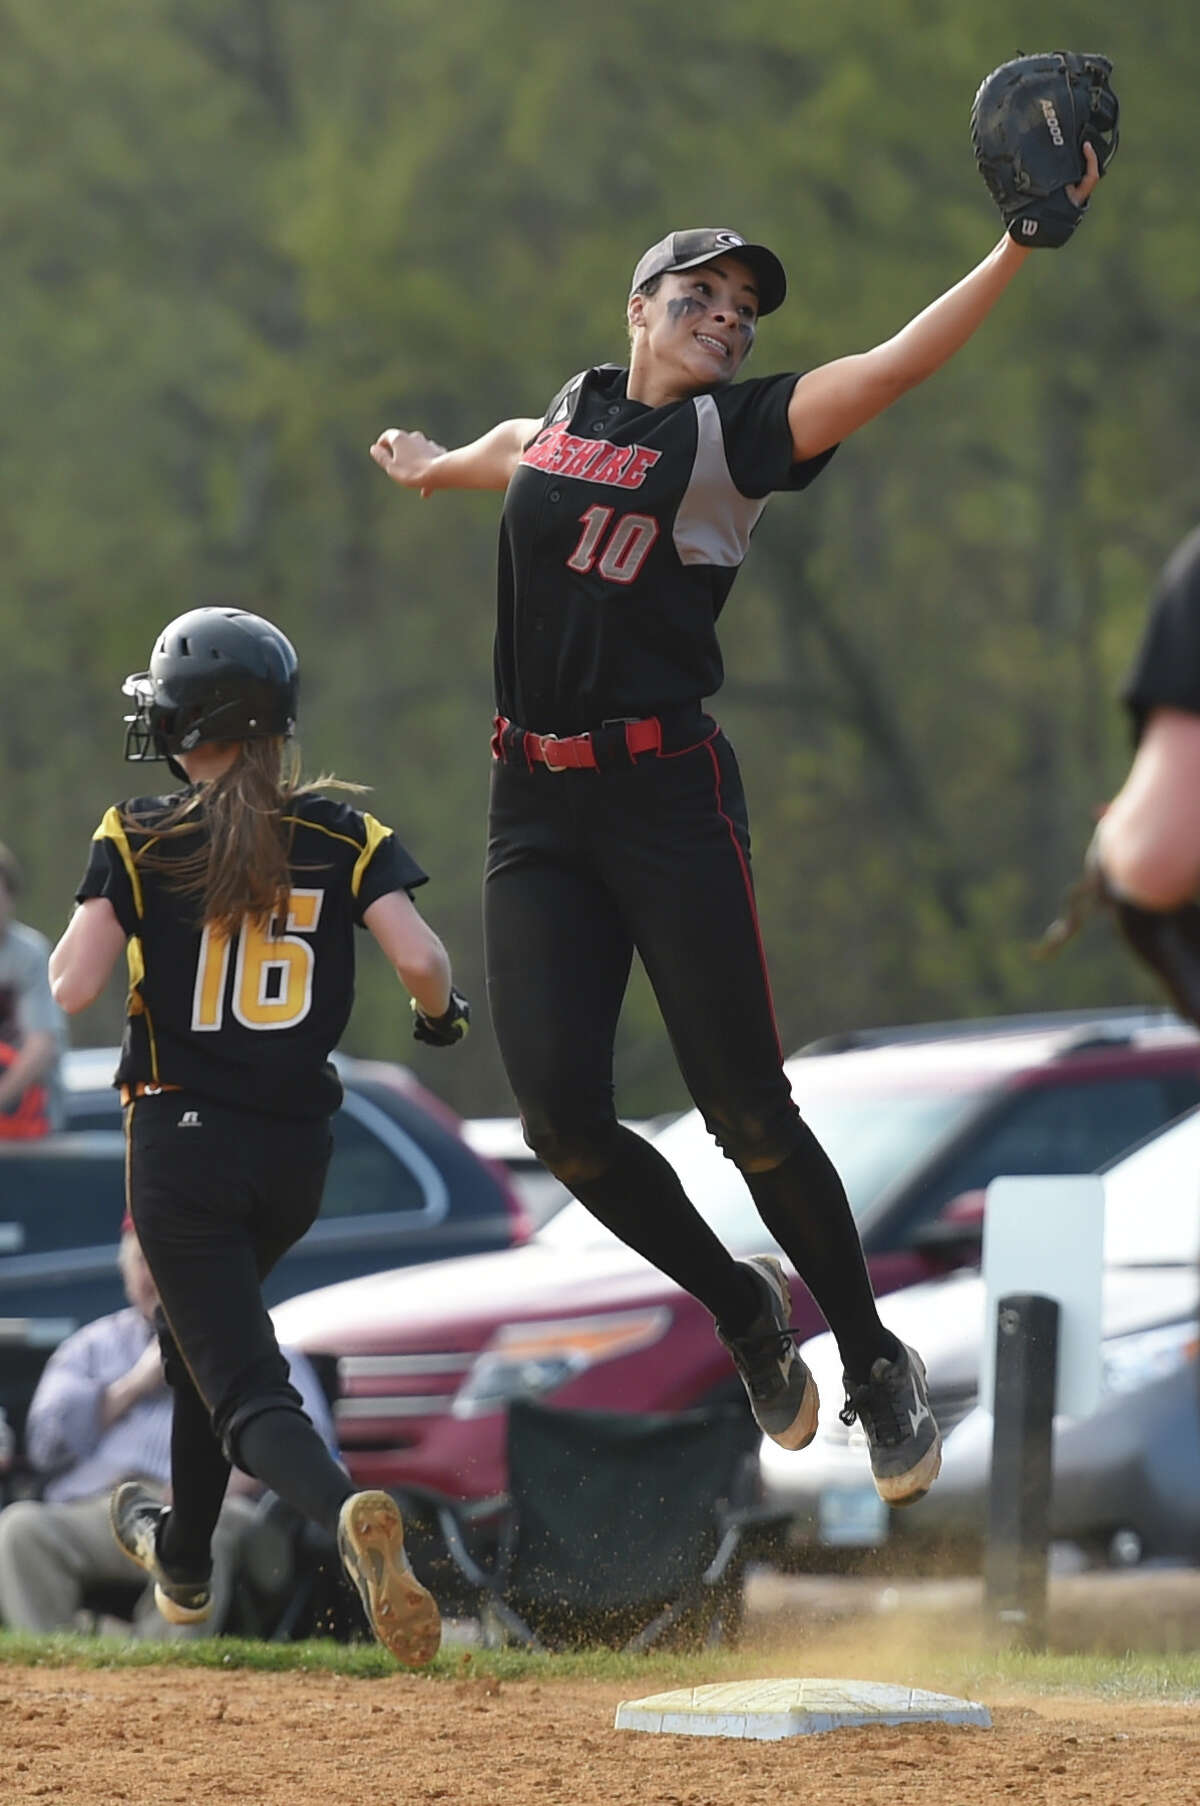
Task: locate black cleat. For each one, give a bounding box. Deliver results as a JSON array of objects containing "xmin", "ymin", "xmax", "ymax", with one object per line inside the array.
[
  {"xmin": 109, "ymin": 1482, "xmax": 212, "ymax": 1624},
  {"xmin": 717, "ymin": 1254, "xmax": 820, "ymax": 1451},
  {"xmin": 839, "ymin": 1342, "xmax": 942, "ymax": 1506}
]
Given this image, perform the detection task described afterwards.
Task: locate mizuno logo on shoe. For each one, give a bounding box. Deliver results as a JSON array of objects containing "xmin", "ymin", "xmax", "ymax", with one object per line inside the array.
[{"xmin": 908, "ymin": 1379, "xmax": 932, "ymax": 1437}]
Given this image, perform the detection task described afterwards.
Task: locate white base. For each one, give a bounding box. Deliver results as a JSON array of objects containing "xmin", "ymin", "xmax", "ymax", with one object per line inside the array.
[{"xmin": 614, "ymin": 1677, "xmax": 991, "ymax": 1740}]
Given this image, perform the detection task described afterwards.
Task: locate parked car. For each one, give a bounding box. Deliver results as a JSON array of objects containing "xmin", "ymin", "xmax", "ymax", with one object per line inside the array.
[
  {"xmin": 758, "ymin": 1102, "xmax": 1200, "ymax": 1571},
  {"xmin": 0, "ymin": 1047, "xmax": 530, "ymax": 1441},
  {"xmin": 271, "ymin": 1008, "xmax": 1200, "ymax": 1510}
]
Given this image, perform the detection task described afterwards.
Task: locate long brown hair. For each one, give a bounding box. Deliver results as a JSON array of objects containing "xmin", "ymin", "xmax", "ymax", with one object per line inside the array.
[{"xmin": 125, "ymin": 738, "xmax": 363, "ymax": 938}]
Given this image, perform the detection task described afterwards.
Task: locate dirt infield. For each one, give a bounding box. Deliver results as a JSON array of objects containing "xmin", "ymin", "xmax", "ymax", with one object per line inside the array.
[
  {"xmin": 3, "ymin": 1661, "xmax": 1198, "ymax": 1806},
  {"xmin": 3, "ymin": 1573, "xmax": 1199, "ymax": 1806}
]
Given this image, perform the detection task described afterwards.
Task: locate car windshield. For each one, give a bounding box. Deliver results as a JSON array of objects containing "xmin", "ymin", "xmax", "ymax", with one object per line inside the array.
[
  {"xmin": 1103, "ymin": 1103, "xmax": 1200, "ymax": 1267},
  {"xmin": 537, "ymin": 1070, "xmax": 978, "ymax": 1254}
]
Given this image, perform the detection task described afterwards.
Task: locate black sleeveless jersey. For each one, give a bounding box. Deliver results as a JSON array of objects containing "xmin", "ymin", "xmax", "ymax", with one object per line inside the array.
[
  {"xmin": 1123, "ymin": 524, "xmax": 1200, "ymax": 743},
  {"xmin": 75, "ymin": 790, "xmax": 427, "ymax": 1119},
  {"xmin": 494, "ymin": 364, "xmax": 837, "ymax": 734}
]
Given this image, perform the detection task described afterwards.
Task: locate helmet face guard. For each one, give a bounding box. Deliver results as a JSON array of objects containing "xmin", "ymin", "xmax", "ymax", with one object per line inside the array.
[
  {"xmin": 121, "ymin": 673, "xmax": 168, "ymax": 763},
  {"xmin": 120, "ymin": 609, "xmax": 298, "ymax": 766}
]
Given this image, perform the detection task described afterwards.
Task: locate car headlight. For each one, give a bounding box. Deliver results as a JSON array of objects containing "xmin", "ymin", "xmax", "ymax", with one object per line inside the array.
[
  {"xmin": 1100, "ymin": 1320, "xmax": 1199, "ymax": 1397},
  {"xmin": 451, "ymin": 1308, "xmax": 673, "ymax": 1418}
]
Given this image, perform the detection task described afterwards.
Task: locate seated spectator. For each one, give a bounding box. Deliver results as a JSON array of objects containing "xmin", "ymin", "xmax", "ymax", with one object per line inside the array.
[
  {"xmin": 0, "ymin": 841, "xmax": 66, "ymax": 1136},
  {"xmin": 0, "ymin": 1221, "xmax": 337, "ymax": 1637}
]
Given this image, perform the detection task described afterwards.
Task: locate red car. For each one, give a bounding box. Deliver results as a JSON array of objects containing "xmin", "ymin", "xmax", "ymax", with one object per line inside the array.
[{"xmin": 272, "ymin": 1010, "xmax": 1200, "ymax": 1505}]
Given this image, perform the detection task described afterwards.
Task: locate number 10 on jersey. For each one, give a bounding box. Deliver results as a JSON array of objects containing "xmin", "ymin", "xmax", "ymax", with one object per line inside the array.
[
  {"xmin": 566, "ymin": 507, "xmax": 659, "ymax": 585},
  {"xmin": 192, "ymin": 890, "xmax": 324, "ymax": 1031}
]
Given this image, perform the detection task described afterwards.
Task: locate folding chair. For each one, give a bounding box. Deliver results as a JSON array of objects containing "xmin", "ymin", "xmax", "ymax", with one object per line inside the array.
[
  {"xmin": 226, "ymin": 1355, "xmax": 357, "ymax": 1643},
  {"xmin": 230, "ymin": 1492, "xmax": 357, "ymax": 1642},
  {"xmin": 429, "ymin": 1398, "xmax": 770, "ymax": 1652}
]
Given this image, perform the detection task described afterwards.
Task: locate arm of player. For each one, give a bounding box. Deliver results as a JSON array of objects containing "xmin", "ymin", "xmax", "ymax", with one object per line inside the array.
[
  {"xmin": 1095, "ymin": 709, "xmax": 1200, "ymax": 909},
  {"xmin": 787, "ymin": 148, "xmax": 1099, "ymax": 461},
  {"xmin": 369, "ymin": 418, "xmax": 543, "ymax": 496},
  {"xmin": 48, "ymin": 897, "xmax": 127, "ymax": 1014},
  {"xmin": 363, "ymin": 889, "xmax": 454, "ymax": 1019}
]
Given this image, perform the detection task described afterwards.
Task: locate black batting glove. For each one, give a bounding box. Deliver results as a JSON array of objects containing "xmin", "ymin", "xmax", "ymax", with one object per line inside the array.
[{"xmin": 411, "ymin": 987, "xmax": 471, "ymax": 1048}]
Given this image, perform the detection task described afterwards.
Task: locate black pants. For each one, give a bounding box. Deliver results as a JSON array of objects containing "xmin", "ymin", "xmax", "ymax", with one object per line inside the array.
[
  {"xmin": 126, "ymin": 1093, "xmax": 334, "ymax": 1544},
  {"xmin": 485, "ymin": 720, "xmax": 802, "ymax": 1175},
  {"xmin": 484, "ymin": 719, "xmax": 894, "ymax": 1374}
]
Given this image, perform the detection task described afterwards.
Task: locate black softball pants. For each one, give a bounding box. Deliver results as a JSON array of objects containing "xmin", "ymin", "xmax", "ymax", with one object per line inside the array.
[
  {"xmin": 484, "ymin": 723, "xmax": 893, "ymax": 1377},
  {"xmin": 126, "ymin": 1093, "xmax": 353, "ymax": 1571}
]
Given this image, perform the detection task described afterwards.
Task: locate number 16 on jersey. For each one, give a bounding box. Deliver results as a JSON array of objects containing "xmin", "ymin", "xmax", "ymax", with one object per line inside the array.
[{"xmin": 192, "ymin": 890, "xmax": 324, "ymax": 1031}]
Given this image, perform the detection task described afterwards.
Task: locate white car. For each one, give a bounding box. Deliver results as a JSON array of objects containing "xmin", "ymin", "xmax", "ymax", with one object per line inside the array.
[{"xmin": 760, "ymin": 1104, "xmax": 1200, "ymax": 1569}]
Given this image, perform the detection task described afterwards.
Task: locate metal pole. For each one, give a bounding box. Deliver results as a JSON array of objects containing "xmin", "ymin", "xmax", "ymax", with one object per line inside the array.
[{"xmin": 983, "ymin": 1291, "xmax": 1060, "ymax": 1651}]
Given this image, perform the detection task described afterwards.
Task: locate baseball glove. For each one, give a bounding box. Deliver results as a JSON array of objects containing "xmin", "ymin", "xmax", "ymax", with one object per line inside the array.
[
  {"xmin": 1037, "ymin": 835, "xmax": 1200, "ymax": 1029},
  {"xmin": 971, "ymin": 51, "xmax": 1119, "ymax": 247}
]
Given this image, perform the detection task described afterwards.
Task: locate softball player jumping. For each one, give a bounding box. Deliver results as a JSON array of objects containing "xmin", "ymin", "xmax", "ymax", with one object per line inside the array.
[{"xmin": 369, "ymin": 189, "xmax": 1099, "ymax": 1506}]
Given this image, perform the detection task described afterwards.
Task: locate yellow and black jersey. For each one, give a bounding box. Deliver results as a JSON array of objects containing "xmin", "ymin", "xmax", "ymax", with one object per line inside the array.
[{"xmin": 76, "ymin": 790, "xmax": 428, "ymax": 1119}]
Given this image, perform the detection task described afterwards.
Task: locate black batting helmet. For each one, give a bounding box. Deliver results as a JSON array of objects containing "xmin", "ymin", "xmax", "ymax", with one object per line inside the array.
[{"xmin": 122, "ymin": 608, "xmax": 299, "ymax": 764}]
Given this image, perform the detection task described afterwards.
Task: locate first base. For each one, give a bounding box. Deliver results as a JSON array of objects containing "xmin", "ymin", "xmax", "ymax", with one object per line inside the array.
[{"xmin": 614, "ymin": 1678, "xmax": 991, "ymax": 1740}]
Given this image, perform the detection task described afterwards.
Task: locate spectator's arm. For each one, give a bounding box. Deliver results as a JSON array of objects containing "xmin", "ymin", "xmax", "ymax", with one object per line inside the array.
[
  {"xmin": 98, "ymin": 1339, "xmax": 165, "ymax": 1429},
  {"xmin": 23, "ymin": 1335, "xmax": 111, "ymax": 1477},
  {"xmin": 0, "ymin": 1028, "xmax": 57, "ymax": 1112}
]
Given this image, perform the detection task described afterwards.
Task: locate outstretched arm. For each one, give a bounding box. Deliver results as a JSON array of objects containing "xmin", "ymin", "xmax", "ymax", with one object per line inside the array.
[
  {"xmin": 369, "ymin": 418, "xmax": 543, "ymax": 497},
  {"xmin": 788, "ymin": 147, "xmax": 1099, "ymax": 461}
]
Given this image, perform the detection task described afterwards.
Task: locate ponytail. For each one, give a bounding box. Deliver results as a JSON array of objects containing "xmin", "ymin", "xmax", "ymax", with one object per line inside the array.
[
  {"xmin": 192, "ymin": 738, "xmax": 297, "ymax": 936},
  {"xmin": 123, "ymin": 739, "xmax": 364, "ymax": 937}
]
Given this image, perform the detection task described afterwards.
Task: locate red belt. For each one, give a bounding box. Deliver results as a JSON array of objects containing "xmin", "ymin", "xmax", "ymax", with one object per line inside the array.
[{"xmin": 493, "ymin": 715, "xmax": 664, "ymax": 771}]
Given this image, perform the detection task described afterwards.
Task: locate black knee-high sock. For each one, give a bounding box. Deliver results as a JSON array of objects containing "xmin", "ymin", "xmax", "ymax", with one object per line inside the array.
[
  {"xmin": 744, "ymin": 1125, "xmax": 899, "ymax": 1381},
  {"xmin": 234, "ymin": 1408, "xmax": 355, "ymax": 1540},
  {"xmin": 564, "ymin": 1126, "xmax": 759, "ymax": 1329},
  {"xmin": 159, "ymin": 1380, "xmax": 232, "ymax": 1572}
]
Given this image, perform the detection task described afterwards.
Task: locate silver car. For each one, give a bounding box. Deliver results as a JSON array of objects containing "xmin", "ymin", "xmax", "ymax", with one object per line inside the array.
[{"xmin": 760, "ymin": 1104, "xmax": 1200, "ymax": 1570}]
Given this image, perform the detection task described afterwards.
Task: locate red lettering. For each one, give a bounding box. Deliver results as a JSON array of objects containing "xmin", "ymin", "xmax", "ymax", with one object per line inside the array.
[
  {"xmin": 544, "ymin": 433, "xmax": 576, "ymax": 473},
  {"xmin": 613, "ymin": 445, "xmax": 661, "ymax": 490},
  {"xmin": 522, "ymin": 426, "xmax": 566, "ymax": 472},
  {"xmin": 558, "ymin": 438, "xmax": 610, "ymax": 479},
  {"xmin": 587, "ymin": 446, "xmax": 635, "ymax": 485},
  {"xmin": 522, "ymin": 428, "xmax": 659, "ymax": 490}
]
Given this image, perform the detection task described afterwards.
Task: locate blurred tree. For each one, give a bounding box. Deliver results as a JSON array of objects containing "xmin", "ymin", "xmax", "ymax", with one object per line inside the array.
[{"xmin": 0, "ymin": 0, "xmax": 1195, "ymax": 1114}]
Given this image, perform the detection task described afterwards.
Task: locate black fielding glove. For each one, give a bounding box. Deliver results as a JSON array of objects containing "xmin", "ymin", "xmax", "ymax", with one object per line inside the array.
[
  {"xmin": 971, "ymin": 51, "xmax": 1119, "ymax": 248},
  {"xmin": 411, "ymin": 988, "xmax": 471, "ymax": 1047}
]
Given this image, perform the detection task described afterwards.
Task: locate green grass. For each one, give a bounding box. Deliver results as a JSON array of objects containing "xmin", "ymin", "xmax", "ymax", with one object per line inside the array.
[
  {"xmin": 883, "ymin": 1646, "xmax": 1200, "ymax": 1704},
  {"xmin": 1, "ymin": 1628, "xmax": 1199, "ymax": 1702}
]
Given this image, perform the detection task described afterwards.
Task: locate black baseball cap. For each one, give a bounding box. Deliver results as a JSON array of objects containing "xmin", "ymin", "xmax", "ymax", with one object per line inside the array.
[{"xmin": 629, "ymin": 228, "xmax": 787, "ymax": 316}]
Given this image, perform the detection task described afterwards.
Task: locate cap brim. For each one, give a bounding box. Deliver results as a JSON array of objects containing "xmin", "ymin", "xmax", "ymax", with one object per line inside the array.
[{"xmin": 665, "ymin": 242, "xmax": 787, "ymax": 315}]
